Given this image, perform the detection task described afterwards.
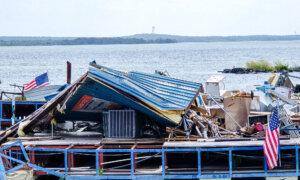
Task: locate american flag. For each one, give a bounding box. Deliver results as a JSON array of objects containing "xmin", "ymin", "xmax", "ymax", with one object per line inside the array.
[
  {"xmin": 23, "ymin": 72, "xmax": 49, "ymax": 91},
  {"xmin": 263, "ymin": 107, "xmax": 280, "ymax": 169}
]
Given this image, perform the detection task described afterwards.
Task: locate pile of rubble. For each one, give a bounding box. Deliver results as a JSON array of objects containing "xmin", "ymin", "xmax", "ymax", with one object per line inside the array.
[
  {"xmin": 1, "ymin": 62, "xmax": 300, "ymax": 144},
  {"xmin": 166, "ymin": 73, "xmax": 300, "ymax": 141}
]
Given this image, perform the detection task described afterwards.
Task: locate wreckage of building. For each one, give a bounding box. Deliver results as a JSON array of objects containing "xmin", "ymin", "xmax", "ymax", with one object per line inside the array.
[{"xmin": 1, "ymin": 62, "xmax": 300, "ymax": 179}]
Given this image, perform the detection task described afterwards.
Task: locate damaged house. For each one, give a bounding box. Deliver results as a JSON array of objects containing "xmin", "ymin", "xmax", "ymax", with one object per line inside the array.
[
  {"xmin": 1, "ymin": 61, "xmax": 204, "ymax": 141},
  {"xmin": 1, "ymin": 62, "xmax": 300, "ymax": 179}
]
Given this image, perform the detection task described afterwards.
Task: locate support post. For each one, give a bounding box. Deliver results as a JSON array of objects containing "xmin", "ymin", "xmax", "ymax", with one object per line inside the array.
[
  {"xmin": 29, "ymin": 150, "xmax": 35, "ymax": 164},
  {"xmin": 100, "ymin": 152, "xmax": 104, "ymax": 172},
  {"xmin": 0, "ymin": 101, "xmax": 2, "ymax": 131},
  {"xmin": 162, "ymin": 149, "xmax": 165, "ymax": 177},
  {"xmin": 96, "ymin": 146, "xmax": 103, "ymax": 176},
  {"xmin": 197, "ymin": 148, "xmax": 201, "ymax": 178},
  {"xmin": 229, "ymin": 149, "xmax": 232, "ymax": 177},
  {"xmin": 0, "ymin": 155, "xmax": 6, "ymax": 180},
  {"xmin": 68, "ymin": 153, "xmax": 74, "ymax": 171},
  {"xmin": 64, "ymin": 150, "xmax": 68, "ymax": 176},
  {"xmin": 130, "ymin": 144, "xmax": 136, "ymax": 177},
  {"xmin": 130, "ymin": 150, "xmax": 134, "ymax": 177},
  {"xmin": 264, "ymin": 156, "xmax": 268, "ymax": 175},
  {"xmin": 134, "ymin": 152, "xmax": 138, "ymax": 171},
  {"xmin": 67, "ymin": 61, "xmax": 72, "ymax": 84},
  {"xmin": 95, "ymin": 150, "xmax": 99, "ymax": 176},
  {"xmin": 66, "ymin": 145, "xmax": 74, "ymax": 172},
  {"xmin": 296, "ymin": 145, "xmax": 299, "ymax": 176}
]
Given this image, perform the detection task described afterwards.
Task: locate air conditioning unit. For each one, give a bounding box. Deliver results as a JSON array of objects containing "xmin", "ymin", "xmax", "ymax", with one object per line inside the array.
[{"xmin": 103, "ymin": 109, "xmax": 136, "ymax": 138}]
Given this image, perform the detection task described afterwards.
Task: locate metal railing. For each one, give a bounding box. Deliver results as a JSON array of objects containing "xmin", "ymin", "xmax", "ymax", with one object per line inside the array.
[
  {"xmin": 0, "ymin": 140, "xmax": 300, "ymax": 179},
  {"xmin": 0, "ymin": 101, "xmax": 45, "ymax": 130}
]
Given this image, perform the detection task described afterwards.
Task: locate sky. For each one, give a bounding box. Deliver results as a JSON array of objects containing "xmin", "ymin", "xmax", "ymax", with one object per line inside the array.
[{"xmin": 0, "ymin": 0, "xmax": 299, "ymax": 37}]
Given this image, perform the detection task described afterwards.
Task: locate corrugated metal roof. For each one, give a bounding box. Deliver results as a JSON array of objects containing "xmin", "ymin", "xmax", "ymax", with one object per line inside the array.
[
  {"xmin": 24, "ymin": 85, "xmax": 68, "ymax": 101},
  {"xmin": 88, "ymin": 63, "xmax": 201, "ymax": 111},
  {"xmin": 289, "ymin": 72, "xmax": 300, "ymax": 86}
]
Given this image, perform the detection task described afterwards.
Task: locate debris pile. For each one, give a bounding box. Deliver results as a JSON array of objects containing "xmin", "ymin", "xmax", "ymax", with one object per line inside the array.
[
  {"xmin": 169, "ymin": 73, "xmax": 300, "ymax": 140},
  {"xmin": 1, "ymin": 63, "xmax": 300, "ymax": 144}
]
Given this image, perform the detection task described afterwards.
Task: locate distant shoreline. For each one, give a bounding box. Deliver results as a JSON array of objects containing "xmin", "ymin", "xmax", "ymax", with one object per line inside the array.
[{"xmin": 1, "ymin": 34, "xmax": 300, "ymax": 46}]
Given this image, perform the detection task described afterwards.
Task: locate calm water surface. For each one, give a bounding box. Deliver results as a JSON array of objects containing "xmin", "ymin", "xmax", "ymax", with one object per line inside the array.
[{"xmin": 0, "ymin": 41, "xmax": 300, "ymax": 92}]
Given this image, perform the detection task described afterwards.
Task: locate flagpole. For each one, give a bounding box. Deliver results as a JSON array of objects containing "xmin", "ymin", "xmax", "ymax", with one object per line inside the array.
[
  {"xmin": 263, "ymin": 98, "xmax": 281, "ymax": 170},
  {"xmin": 277, "ymin": 99, "xmax": 281, "ymax": 167}
]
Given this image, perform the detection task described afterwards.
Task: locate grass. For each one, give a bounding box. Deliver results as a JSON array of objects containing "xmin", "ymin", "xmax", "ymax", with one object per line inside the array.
[
  {"xmin": 246, "ymin": 60, "xmax": 274, "ymax": 72},
  {"xmin": 245, "ymin": 60, "xmax": 293, "ymax": 72},
  {"xmin": 274, "ymin": 62, "xmax": 289, "ymax": 71}
]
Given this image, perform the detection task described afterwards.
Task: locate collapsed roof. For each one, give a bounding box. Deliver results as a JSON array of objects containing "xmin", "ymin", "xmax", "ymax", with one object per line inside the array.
[
  {"xmin": 86, "ymin": 62, "xmax": 202, "ymax": 124},
  {"xmin": 0, "ymin": 62, "xmax": 202, "ymax": 142}
]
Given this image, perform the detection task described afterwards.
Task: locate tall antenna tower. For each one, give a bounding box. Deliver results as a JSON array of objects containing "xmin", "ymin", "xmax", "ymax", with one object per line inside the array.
[{"xmin": 152, "ymin": 26, "xmax": 155, "ymax": 34}]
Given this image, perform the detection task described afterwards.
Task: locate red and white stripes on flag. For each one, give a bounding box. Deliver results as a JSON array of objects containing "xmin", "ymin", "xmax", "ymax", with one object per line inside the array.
[
  {"xmin": 24, "ymin": 79, "xmax": 38, "ymax": 91},
  {"xmin": 24, "ymin": 80, "xmax": 49, "ymax": 91},
  {"xmin": 23, "ymin": 72, "xmax": 49, "ymax": 91},
  {"xmin": 263, "ymin": 107, "xmax": 280, "ymax": 169}
]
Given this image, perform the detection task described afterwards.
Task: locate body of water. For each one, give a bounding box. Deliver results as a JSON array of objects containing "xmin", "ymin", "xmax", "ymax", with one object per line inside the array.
[{"xmin": 1, "ymin": 40, "xmax": 300, "ymax": 92}]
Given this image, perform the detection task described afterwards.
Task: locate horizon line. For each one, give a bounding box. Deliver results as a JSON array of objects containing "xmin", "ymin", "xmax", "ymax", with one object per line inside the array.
[{"xmin": 0, "ymin": 33, "xmax": 300, "ymax": 38}]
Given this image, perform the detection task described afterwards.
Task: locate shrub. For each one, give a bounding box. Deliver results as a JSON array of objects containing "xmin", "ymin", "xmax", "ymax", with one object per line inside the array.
[
  {"xmin": 246, "ymin": 60, "xmax": 274, "ymax": 72},
  {"xmin": 274, "ymin": 62, "xmax": 289, "ymax": 71}
]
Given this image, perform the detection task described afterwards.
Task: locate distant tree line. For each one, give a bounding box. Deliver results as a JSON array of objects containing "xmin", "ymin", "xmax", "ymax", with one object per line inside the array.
[
  {"xmin": 183, "ymin": 35, "xmax": 300, "ymax": 42},
  {"xmin": 0, "ymin": 37, "xmax": 177, "ymax": 46},
  {"xmin": 125, "ymin": 34, "xmax": 300, "ymax": 42},
  {"xmin": 1, "ymin": 34, "xmax": 300, "ymax": 46}
]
